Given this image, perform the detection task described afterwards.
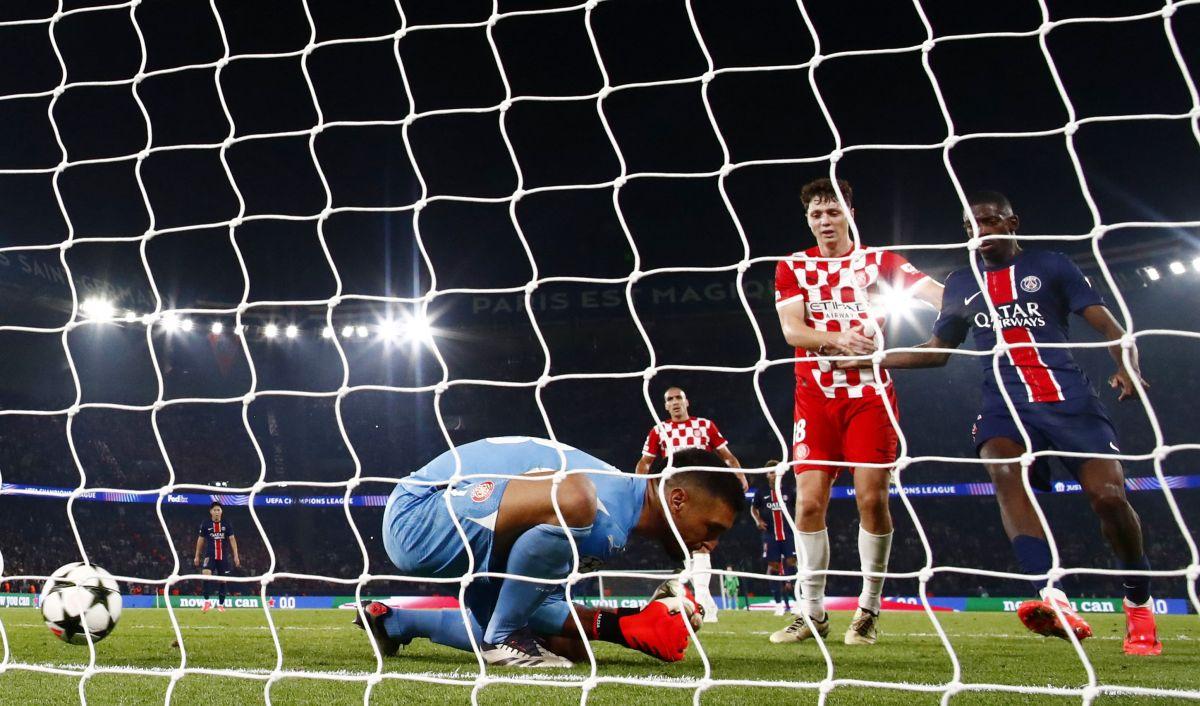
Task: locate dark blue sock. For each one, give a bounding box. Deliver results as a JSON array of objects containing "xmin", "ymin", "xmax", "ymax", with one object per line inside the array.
[
  {"xmin": 1118, "ymin": 555, "xmax": 1152, "ymax": 605},
  {"xmin": 783, "ymin": 582, "xmax": 793, "ymax": 608},
  {"xmin": 1011, "ymin": 535, "xmax": 1052, "ymax": 595},
  {"xmin": 770, "ymin": 574, "xmax": 782, "ymax": 603},
  {"xmin": 382, "ymin": 608, "xmax": 483, "ymax": 652},
  {"xmin": 202, "ymin": 582, "xmax": 210, "ymax": 600}
]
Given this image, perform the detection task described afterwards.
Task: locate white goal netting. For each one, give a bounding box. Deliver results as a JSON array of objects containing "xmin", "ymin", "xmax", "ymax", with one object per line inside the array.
[{"xmin": 0, "ymin": 0, "xmax": 1198, "ymax": 704}]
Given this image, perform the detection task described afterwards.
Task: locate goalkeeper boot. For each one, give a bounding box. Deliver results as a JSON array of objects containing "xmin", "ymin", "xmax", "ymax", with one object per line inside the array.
[
  {"xmin": 351, "ymin": 601, "xmax": 405, "ymax": 657},
  {"xmin": 481, "ymin": 627, "xmax": 573, "ymax": 668},
  {"xmin": 843, "ymin": 606, "xmax": 879, "ymax": 645},
  {"xmin": 1122, "ymin": 598, "xmax": 1163, "ymax": 656},
  {"xmin": 769, "ymin": 612, "xmax": 829, "ymax": 644},
  {"xmin": 1017, "ymin": 587, "xmax": 1092, "ymax": 641}
]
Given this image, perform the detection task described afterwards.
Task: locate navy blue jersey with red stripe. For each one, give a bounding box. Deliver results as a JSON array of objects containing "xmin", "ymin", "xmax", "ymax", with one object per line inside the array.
[
  {"xmin": 933, "ymin": 250, "xmax": 1104, "ymax": 412},
  {"xmin": 751, "ymin": 478, "xmax": 795, "ymax": 542},
  {"xmin": 198, "ymin": 520, "xmax": 235, "ymax": 560}
]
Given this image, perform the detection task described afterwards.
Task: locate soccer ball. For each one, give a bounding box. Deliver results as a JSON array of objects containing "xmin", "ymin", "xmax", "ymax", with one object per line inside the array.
[
  {"xmin": 649, "ymin": 579, "xmax": 705, "ymax": 631},
  {"xmin": 40, "ymin": 562, "xmax": 122, "ymax": 644}
]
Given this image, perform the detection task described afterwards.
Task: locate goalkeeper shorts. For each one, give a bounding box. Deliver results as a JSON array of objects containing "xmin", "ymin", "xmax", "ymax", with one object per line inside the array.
[{"xmin": 382, "ymin": 476, "xmax": 512, "ymax": 578}]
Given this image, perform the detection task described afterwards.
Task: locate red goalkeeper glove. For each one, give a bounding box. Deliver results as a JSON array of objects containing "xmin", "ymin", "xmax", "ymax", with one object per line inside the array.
[{"xmin": 590, "ymin": 580, "xmax": 702, "ymax": 662}]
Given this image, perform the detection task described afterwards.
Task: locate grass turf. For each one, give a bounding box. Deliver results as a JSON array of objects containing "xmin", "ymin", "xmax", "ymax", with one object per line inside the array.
[{"xmin": 0, "ymin": 607, "xmax": 1196, "ymax": 704}]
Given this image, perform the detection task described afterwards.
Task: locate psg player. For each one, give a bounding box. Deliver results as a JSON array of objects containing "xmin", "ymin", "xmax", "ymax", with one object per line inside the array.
[
  {"xmin": 636, "ymin": 386, "xmax": 745, "ymax": 622},
  {"xmin": 750, "ymin": 462, "xmax": 797, "ymax": 616},
  {"xmin": 772, "ymin": 178, "xmax": 943, "ymax": 646},
  {"xmin": 847, "ymin": 191, "xmax": 1160, "ymax": 655},
  {"xmin": 357, "ymin": 437, "xmax": 743, "ymax": 668},
  {"xmin": 194, "ymin": 501, "xmax": 240, "ymax": 612}
]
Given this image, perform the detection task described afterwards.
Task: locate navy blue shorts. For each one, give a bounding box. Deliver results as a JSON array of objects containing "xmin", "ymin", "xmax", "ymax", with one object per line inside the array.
[
  {"xmin": 202, "ymin": 557, "xmax": 227, "ymax": 574},
  {"xmin": 762, "ymin": 536, "xmax": 796, "ymax": 563},
  {"xmin": 972, "ymin": 397, "xmax": 1119, "ymax": 492}
]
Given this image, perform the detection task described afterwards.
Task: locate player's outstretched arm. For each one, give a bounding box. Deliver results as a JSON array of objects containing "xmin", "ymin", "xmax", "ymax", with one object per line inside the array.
[
  {"xmin": 913, "ymin": 277, "xmax": 945, "ymax": 310},
  {"xmin": 1080, "ymin": 304, "xmax": 1148, "ymax": 401},
  {"xmin": 837, "ymin": 334, "xmax": 958, "ymax": 370}
]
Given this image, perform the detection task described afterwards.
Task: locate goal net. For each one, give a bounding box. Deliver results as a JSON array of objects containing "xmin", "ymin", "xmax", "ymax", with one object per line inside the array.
[{"xmin": 0, "ymin": 0, "xmax": 1198, "ymax": 703}]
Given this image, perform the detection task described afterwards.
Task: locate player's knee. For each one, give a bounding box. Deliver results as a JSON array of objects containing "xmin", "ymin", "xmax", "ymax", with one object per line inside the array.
[
  {"xmin": 554, "ymin": 474, "xmax": 597, "ymax": 528},
  {"xmin": 984, "ymin": 463, "xmax": 1022, "ymax": 489},
  {"xmin": 1087, "ymin": 484, "xmax": 1129, "ymax": 518},
  {"xmin": 855, "ymin": 491, "xmax": 888, "ymax": 519},
  {"xmin": 797, "ymin": 495, "xmax": 825, "ymax": 521}
]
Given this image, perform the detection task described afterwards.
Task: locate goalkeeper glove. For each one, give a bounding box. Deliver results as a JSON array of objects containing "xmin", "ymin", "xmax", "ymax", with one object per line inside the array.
[{"xmin": 590, "ymin": 580, "xmax": 703, "ymax": 662}]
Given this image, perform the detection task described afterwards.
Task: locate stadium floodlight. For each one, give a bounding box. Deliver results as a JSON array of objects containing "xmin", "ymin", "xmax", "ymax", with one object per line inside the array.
[
  {"xmin": 1145, "ymin": 266, "xmax": 1161, "ymax": 281},
  {"xmin": 285, "ymin": 324, "xmax": 299, "ymax": 339},
  {"xmin": 1169, "ymin": 261, "xmax": 1186, "ymax": 275},
  {"xmin": 355, "ymin": 325, "xmax": 369, "ymax": 338},
  {"xmin": 321, "ymin": 326, "xmax": 334, "ymax": 339},
  {"xmin": 160, "ymin": 313, "xmax": 180, "ymax": 333},
  {"xmin": 1193, "ymin": 256, "xmax": 1200, "ymax": 272},
  {"xmin": 123, "ymin": 310, "xmax": 139, "ymax": 323},
  {"xmin": 406, "ymin": 310, "xmax": 436, "ymax": 346},
  {"xmin": 871, "ymin": 281, "xmax": 918, "ymax": 328},
  {"xmin": 210, "ymin": 322, "xmax": 224, "ymax": 335},
  {"xmin": 377, "ymin": 318, "xmax": 402, "ymax": 342},
  {"xmin": 79, "ymin": 296, "xmax": 115, "ymax": 322},
  {"xmin": 179, "ymin": 318, "xmax": 194, "ymax": 332},
  {"xmin": 264, "ymin": 323, "xmax": 279, "ymax": 339},
  {"xmin": 341, "ymin": 325, "xmax": 354, "ymax": 339}
]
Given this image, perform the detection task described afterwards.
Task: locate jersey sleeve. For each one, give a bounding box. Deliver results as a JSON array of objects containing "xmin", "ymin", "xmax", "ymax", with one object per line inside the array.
[
  {"xmin": 705, "ymin": 420, "xmax": 729, "ymax": 450},
  {"xmin": 774, "ymin": 259, "xmax": 804, "ymax": 309},
  {"xmin": 197, "ymin": 523, "xmax": 206, "ymax": 539},
  {"xmin": 641, "ymin": 426, "xmax": 660, "ymax": 457},
  {"xmin": 225, "ymin": 522, "xmax": 235, "ymax": 538},
  {"xmin": 931, "ymin": 271, "xmax": 971, "ymax": 347},
  {"xmin": 880, "ymin": 249, "xmax": 931, "ymax": 290},
  {"xmin": 1054, "ymin": 253, "xmax": 1104, "ymax": 314}
]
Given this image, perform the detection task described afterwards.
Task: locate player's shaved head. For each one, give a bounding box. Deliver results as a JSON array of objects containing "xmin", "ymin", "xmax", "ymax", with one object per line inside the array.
[
  {"xmin": 801, "ymin": 177, "xmax": 853, "ymax": 209},
  {"xmin": 966, "ymin": 190, "xmax": 1013, "ymax": 215}
]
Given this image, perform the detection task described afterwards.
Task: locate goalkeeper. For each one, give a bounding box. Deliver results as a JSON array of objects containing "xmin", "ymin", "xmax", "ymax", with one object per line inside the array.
[{"xmin": 355, "ymin": 437, "xmax": 743, "ymax": 668}]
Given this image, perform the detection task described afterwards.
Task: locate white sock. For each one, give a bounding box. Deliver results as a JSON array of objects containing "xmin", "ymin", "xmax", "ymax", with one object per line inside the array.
[
  {"xmin": 857, "ymin": 527, "xmax": 893, "ymax": 614},
  {"xmin": 797, "ymin": 529, "xmax": 830, "ymax": 621},
  {"xmin": 691, "ymin": 551, "xmax": 716, "ymax": 610}
]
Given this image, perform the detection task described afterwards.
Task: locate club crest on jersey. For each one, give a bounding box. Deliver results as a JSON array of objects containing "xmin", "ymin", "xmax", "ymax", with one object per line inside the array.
[
  {"xmin": 1020, "ymin": 275, "xmax": 1042, "ymax": 293},
  {"xmin": 470, "ymin": 481, "xmax": 495, "ymax": 503},
  {"xmin": 793, "ymin": 443, "xmax": 810, "ymax": 460}
]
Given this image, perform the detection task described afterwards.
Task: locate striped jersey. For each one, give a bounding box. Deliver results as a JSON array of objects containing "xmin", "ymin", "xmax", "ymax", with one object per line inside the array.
[
  {"xmin": 932, "ymin": 250, "xmax": 1103, "ymax": 411},
  {"xmin": 775, "ymin": 244, "xmax": 931, "ymax": 399},
  {"xmin": 641, "ymin": 417, "xmax": 728, "ymax": 457},
  {"xmin": 751, "ymin": 480, "xmax": 795, "ymax": 542},
  {"xmin": 198, "ymin": 520, "xmax": 234, "ymax": 560}
]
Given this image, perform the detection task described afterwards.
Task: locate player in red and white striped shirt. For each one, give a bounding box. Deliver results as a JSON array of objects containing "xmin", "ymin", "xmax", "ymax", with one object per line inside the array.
[
  {"xmin": 636, "ymin": 387, "xmax": 745, "ymax": 622},
  {"xmin": 770, "ymin": 178, "xmax": 943, "ymax": 646}
]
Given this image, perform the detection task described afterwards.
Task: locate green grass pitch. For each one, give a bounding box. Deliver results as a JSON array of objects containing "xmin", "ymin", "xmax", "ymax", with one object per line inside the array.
[{"xmin": 0, "ymin": 608, "xmax": 1196, "ymax": 704}]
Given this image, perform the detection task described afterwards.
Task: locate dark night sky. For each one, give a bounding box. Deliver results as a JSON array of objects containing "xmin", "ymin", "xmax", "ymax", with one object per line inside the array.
[{"xmin": 0, "ymin": 0, "xmax": 1198, "ymax": 476}]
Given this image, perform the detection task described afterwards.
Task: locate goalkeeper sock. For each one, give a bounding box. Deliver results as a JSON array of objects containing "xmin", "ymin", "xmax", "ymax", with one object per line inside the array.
[
  {"xmin": 383, "ymin": 609, "xmax": 483, "ymax": 652},
  {"xmin": 483, "ymin": 523, "xmax": 591, "ymax": 645},
  {"xmin": 857, "ymin": 527, "xmax": 893, "ymax": 613},
  {"xmin": 1011, "ymin": 534, "xmax": 1053, "ymax": 595},
  {"xmin": 797, "ymin": 529, "xmax": 830, "ymax": 621},
  {"xmin": 1118, "ymin": 555, "xmax": 1152, "ymax": 606}
]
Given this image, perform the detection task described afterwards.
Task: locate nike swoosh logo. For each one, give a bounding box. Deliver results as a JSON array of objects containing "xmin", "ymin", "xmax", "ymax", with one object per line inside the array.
[
  {"xmin": 964, "ymin": 291, "xmax": 983, "ymax": 307},
  {"xmin": 1109, "ymin": 441, "xmax": 1120, "ymax": 452}
]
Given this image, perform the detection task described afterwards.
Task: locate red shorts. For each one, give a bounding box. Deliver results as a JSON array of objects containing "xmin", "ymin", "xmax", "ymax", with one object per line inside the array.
[{"xmin": 792, "ymin": 386, "xmax": 899, "ymax": 474}]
